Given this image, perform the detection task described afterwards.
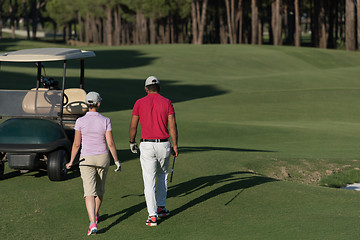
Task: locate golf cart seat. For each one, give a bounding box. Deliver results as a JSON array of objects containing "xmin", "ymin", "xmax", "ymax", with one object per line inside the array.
[
  {"xmin": 22, "ymin": 88, "xmax": 88, "ymax": 115},
  {"xmin": 22, "ymin": 88, "xmax": 88, "ymax": 130},
  {"xmin": 22, "ymin": 88, "xmax": 62, "ymax": 116},
  {"xmin": 62, "ymin": 88, "xmax": 88, "ymax": 130}
]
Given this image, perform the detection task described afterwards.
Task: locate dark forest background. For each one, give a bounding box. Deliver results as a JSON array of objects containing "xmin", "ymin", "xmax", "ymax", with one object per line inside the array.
[{"xmin": 1, "ymin": 0, "xmax": 359, "ymax": 51}]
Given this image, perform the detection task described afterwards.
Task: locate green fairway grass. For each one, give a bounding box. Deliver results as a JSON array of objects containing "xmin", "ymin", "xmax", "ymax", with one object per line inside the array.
[{"xmin": 2, "ymin": 41, "xmax": 360, "ymax": 239}]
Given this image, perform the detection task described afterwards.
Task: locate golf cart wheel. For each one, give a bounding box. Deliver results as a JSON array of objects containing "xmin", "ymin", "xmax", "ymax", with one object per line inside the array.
[{"xmin": 47, "ymin": 149, "xmax": 69, "ymax": 181}]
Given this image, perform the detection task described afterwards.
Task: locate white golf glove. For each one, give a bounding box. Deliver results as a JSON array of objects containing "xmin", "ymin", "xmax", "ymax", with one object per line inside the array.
[
  {"xmin": 130, "ymin": 141, "xmax": 138, "ymax": 154},
  {"xmin": 114, "ymin": 161, "xmax": 121, "ymax": 172}
]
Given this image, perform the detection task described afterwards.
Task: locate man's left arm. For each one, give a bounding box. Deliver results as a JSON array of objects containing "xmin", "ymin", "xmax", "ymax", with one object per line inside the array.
[{"xmin": 168, "ymin": 114, "xmax": 178, "ymax": 157}]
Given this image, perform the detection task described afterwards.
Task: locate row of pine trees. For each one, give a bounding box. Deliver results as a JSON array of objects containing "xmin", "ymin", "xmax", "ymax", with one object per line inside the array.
[{"xmin": 1, "ymin": 0, "xmax": 360, "ymax": 50}]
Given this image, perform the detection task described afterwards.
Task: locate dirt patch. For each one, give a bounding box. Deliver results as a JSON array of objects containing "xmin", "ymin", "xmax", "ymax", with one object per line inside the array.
[
  {"xmin": 280, "ymin": 167, "xmax": 291, "ymax": 178},
  {"xmin": 261, "ymin": 158, "xmax": 360, "ymax": 185}
]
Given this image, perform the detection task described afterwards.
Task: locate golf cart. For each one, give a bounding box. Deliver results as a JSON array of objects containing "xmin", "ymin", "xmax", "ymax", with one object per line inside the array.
[{"xmin": 0, "ymin": 48, "xmax": 95, "ymax": 181}]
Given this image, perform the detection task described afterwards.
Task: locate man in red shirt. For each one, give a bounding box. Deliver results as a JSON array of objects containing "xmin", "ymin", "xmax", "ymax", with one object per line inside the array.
[{"xmin": 129, "ymin": 76, "xmax": 178, "ymax": 226}]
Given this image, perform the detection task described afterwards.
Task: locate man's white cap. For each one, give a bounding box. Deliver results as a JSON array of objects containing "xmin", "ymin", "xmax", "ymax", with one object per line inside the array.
[
  {"xmin": 145, "ymin": 76, "xmax": 160, "ymax": 86},
  {"xmin": 86, "ymin": 91, "xmax": 102, "ymax": 105}
]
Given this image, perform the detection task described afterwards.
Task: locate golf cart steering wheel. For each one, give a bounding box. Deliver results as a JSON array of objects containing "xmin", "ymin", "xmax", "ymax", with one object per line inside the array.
[
  {"xmin": 43, "ymin": 91, "xmax": 69, "ymax": 106},
  {"xmin": 63, "ymin": 93, "xmax": 69, "ymax": 105},
  {"xmin": 64, "ymin": 101, "xmax": 88, "ymax": 114}
]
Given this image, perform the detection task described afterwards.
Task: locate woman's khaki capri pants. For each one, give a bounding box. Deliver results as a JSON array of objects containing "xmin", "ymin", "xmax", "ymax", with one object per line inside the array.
[{"xmin": 79, "ymin": 153, "xmax": 110, "ymax": 197}]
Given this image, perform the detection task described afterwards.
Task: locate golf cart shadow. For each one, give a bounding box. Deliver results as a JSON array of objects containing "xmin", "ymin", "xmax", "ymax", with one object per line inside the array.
[
  {"xmin": 1, "ymin": 149, "xmax": 138, "ymax": 181},
  {"xmin": 1, "ymin": 167, "xmax": 80, "ymax": 180},
  {"xmin": 96, "ymin": 171, "xmax": 276, "ymax": 233}
]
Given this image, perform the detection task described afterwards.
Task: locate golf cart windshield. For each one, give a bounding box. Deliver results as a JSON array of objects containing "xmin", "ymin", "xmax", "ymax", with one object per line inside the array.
[{"xmin": 0, "ymin": 89, "xmax": 62, "ymax": 118}]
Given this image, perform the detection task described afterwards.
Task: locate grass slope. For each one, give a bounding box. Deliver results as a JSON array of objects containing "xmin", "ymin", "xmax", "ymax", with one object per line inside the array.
[{"xmin": 1, "ymin": 40, "xmax": 360, "ymax": 239}]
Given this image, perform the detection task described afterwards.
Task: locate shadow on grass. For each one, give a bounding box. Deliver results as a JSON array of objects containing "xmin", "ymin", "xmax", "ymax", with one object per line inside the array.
[
  {"xmin": 114, "ymin": 146, "xmax": 276, "ymax": 165},
  {"xmin": 1, "ymin": 146, "xmax": 273, "ymax": 181},
  {"xmin": 97, "ymin": 171, "xmax": 276, "ymax": 233},
  {"xmin": 2, "ymin": 170, "xmax": 21, "ymax": 179},
  {"xmin": 73, "ymin": 77, "xmax": 228, "ymax": 112},
  {"xmin": 164, "ymin": 171, "xmax": 277, "ymax": 222},
  {"xmin": 179, "ymin": 146, "xmax": 276, "ymax": 153},
  {"xmin": 2, "ymin": 163, "xmax": 80, "ymax": 181},
  {"xmin": 1, "ymin": 47, "xmax": 228, "ymax": 112},
  {"xmin": 0, "ymin": 71, "xmax": 228, "ymax": 112}
]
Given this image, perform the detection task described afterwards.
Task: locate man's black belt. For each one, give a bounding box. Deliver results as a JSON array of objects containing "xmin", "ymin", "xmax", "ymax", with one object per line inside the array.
[{"xmin": 140, "ymin": 138, "xmax": 168, "ymax": 143}]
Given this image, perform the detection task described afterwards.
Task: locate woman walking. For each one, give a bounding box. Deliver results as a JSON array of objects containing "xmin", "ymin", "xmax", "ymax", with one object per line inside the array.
[{"xmin": 66, "ymin": 91, "xmax": 121, "ymax": 235}]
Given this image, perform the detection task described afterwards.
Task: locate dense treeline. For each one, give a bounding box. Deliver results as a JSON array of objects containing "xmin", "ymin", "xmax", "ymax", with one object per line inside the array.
[{"xmin": 0, "ymin": 0, "xmax": 360, "ymax": 50}]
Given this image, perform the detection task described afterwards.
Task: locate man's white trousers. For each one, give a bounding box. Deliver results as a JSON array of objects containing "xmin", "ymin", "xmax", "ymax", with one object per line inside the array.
[{"xmin": 140, "ymin": 141, "xmax": 171, "ymax": 216}]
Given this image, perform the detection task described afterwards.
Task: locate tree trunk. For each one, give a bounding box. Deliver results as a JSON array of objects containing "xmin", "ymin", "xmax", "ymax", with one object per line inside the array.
[
  {"xmin": 9, "ymin": 0, "xmax": 16, "ymax": 39},
  {"xmin": 191, "ymin": 0, "xmax": 197, "ymax": 43},
  {"xmin": 318, "ymin": 0, "xmax": 327, "ymax": 48},
  {"xmin": 277, "ymin": 0, "xmax": 282, "ymax": 45},
  {"xmin": 96, "ymin": 18, "xmax": 102, "ymax": 44},
  {"xmin": 113, "ymin": 7, "xmax": 120, "ymax": 46},
  {"xmin": 106, "ymin": 6, "xmax": 112, "ymax": 46},
  {"xmin": 224, "ymin": 0, "xmax": 232, "ymax": 43},
  {"xmin": 22, "ymin": 0, "xmax": 30, "ymax": 40},
  {"xmin": 219, "ymin": 5, "xmax": 227, "ymax": 43},
  {"xmin": 327, "ymin": 1, "xmax": 335, "ymax": 48},
  {"xmin": 64, "ymin": 25, "xmax": 69, "ymax": 43},
  {"xmin": 283, "ymin": 5, "xmax": 288, "ymax": 41},
  {"xmin": 357, "ymin": 0, "xmax": 360, "ymax": 50},
  {"xmin": 274, "ymin": 0, "xmax": 282, "ymax": 45},
  {"xmin": 102, "ymin": 17, "xmax": 107, "ymax": 45},
  {"xmin": 92, "ymin": 17, "xmax": 99, "ymax": 44},
  {"xmin": 335, "ymin": 1, "xmax": 339, "ymax": 46},
  {"xmin": 191, "ymin": 0, "xmax": 209, "ymax": 44},
  {"xmin": 236, "ymin": 0, "xmax": 243, "ymax": 44},
  {"xmin": 121, "ymin": 22, "xmax": 125, "ymax": 45},
  {"xmin": 272, "ymin": 0, "xmax": 282, "ymax": 45},
  {"xmin": 78, "ymin": 12, "xmax": 83, "ymax": 42},
  {"xmin": 199, "ymin": 0, "xmax": 208, "ymax": 44},
  {"xmin": 294, "ymin": 0, "xmax": 301, "ymax": 46},
  {"xmin": 135, "ymin": 10, "xmax": 147, "ymax": 44},
  {"xmin": 142, "ymin": 12, "xmax": 148, "ymax": 44},
  {"xmin": 0, "ymin": 8, "xmax": 2, "ymax": 40},
  {"xmin": 251, "ymin": 0, "xmax": 258, "ymax": 44},
  {"xmin": 149, "ymin": 17, "xmax": 156, "ymax": 44},
  {"xmin": 258, "ymin": 19, "xmax": 262, "ymax": 44},
  {"xmin": 122, "ymin": 22, "xmax": 130, "ymax": 45},
  {"xmin": 311, "ymin": 0, "xmax": 318, "ymax": 46},
  {"xmin": 345, "ymin": 0, "xmax": 356, "ymax": 50},
  {"xmin": 166, "ymin": 18, "xmax": 170, "ymax": 43},
  {"xmin": 52, "ymin": 21, "xmax": 57, "ymax": 42},
  {"xmin": 225, "ymin": 0, "xmax": 236, "ymax": 44},
  {"xmin": 31, "ymin": 0, "xmax": 40, "ymax": 40},
  {"xmin": 85, "ymin": 13, "xmax": 90, "ymax": 44},
  {"xmin": 170, "ymin": 16, "xmax": 174, "ymax": 43}
]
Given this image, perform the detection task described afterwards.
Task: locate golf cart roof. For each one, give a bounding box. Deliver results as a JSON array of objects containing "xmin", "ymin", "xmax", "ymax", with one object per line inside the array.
[{"xmin": 0, "ymin": 48, "xmax": 95, "ymax": 62}]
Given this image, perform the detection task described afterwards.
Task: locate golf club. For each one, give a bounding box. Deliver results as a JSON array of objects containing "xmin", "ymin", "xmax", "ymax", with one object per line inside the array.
[
  {"xmin": 72, "ymin": 158, "xmax": 85, "ymax": 166},
  {"xmin": 170, "ymin": 156, "xmax": 176, "ymax": 183}
]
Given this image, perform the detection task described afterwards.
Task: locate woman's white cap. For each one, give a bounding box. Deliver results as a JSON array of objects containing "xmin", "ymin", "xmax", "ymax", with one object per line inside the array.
[{"xmin": 86, "ymin": 91, "xmax": 102, "ymax": 104}]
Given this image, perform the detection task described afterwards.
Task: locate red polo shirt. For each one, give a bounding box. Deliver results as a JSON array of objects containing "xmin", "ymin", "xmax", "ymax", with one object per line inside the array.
[{"xmin": 132, "ymin": 93, "xmax": 175, "ymax": 139}]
